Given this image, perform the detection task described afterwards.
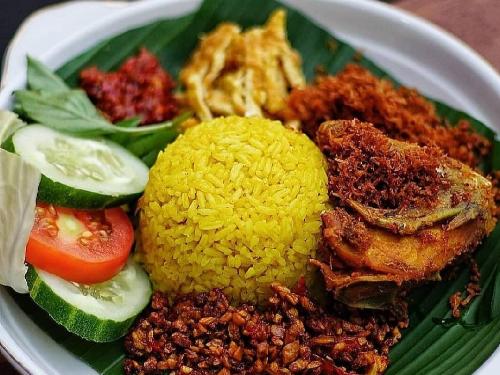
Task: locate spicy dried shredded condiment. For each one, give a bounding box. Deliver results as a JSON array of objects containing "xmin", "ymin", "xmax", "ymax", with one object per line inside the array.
[
  {"xmin": 285, "ymin": 64, "xmax": 490, "ymax": 168},
  {"xmin": 124, "ymin": 282, "xmax": 408, "ymax": 375},
  {"xmin": 449, "ymin": 258, "xmax": 481, "ymax": 319},
  {"xmin": 80, "ymin": 48, "xmax": 178, "ymax": 125},
  {"xmin": 317, "ymin": 119, "xmax": 449, "ymax": 210}
]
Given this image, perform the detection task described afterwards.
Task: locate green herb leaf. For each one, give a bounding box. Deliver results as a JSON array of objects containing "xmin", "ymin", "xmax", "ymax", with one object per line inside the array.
[
  {"xmin": 15, "ymin": 86, "xmax": 186, "ymax": 137},
  {"xmin": 127, "ymin": 128, "xmax": 178, "ymax": 157},
  {"xmin": 15, "ymin": 89, "xmax": 113, "ymax": 136},
  {"xmin": 114, "ymin": 117, "xmax": 142, "ymax": 128},
  {"xmin": 114, "ymin": 121, "xmax": 177, "ymax": 134},
  {"xmin": 27, "ymin": 56, "xmax": 70, "ymax": 93},
  {"xmin": 123, "ymin": 112, "xmax": 191, "ymax": 159},
  {"xmin": 141, "ymin": 149, "xmax": 162, "ymax": 167},
  {"xmin": 109, "ymin": 117, "xmax": 142, "ymax": 144}
]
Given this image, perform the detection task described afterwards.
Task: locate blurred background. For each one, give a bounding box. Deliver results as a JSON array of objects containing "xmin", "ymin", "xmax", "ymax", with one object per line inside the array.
[{"xmin": 0, "ymin": 0, "xmax": 499, "ymax": 70}]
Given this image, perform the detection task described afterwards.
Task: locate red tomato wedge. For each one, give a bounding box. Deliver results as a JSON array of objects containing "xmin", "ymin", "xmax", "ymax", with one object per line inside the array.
[{"xmin": 26, "ymin": 203, "xmax": 134, "ymax": 284}]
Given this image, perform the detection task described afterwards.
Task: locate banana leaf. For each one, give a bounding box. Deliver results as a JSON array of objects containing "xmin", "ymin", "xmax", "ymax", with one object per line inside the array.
[{"xmin": 12, "ymin": 0, "xmax": 500, "ymax": 374}]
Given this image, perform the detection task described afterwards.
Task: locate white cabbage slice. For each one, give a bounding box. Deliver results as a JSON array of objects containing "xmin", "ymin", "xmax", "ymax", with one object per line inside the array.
[
  {"xmin": 0, "ymin": 111, "xmax": 26, "ymax": 143},
  {"xmin": 0, "ymin": 111, "xmax": 41, "ymax": 293}
]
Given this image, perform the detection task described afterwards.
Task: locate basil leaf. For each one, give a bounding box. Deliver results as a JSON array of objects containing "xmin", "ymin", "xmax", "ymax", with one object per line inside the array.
[
  {"xmin": 27, "ymin": 56, "xmax": 70, "ymax": 93},
  {"xmin": 127, "ymin": 128, "xmax": 178, "ymax": 157},
  {"xmin": 117, "ymin": 112, "xmax": 191, "ymax": 135},
  {"xmin": 109, "ymin": 117, "xmax": 142, "ymax": 144},
  {"xmin": 142, "ymin": 149, "xmax": 161, "ymax": 167},
  {"xmin": 15, "ymin": 89, "xmax": 113, "ymax": 136},
  {"xmin": 15, "ymin": 89, "xmax": 188, "ymax": 136},
  {"xmin": 115, "ymin": 117, "xmax": 142, "ymax": 128},
  {"xmin": 21, "ymin": 52, "xmax": 190, "ymax": 139}
]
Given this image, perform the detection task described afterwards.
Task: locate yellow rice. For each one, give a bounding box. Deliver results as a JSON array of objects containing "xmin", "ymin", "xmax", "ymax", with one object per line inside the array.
[{"xmin": 137, "ymin": 116, "xmax": 328, "ymax": 303}]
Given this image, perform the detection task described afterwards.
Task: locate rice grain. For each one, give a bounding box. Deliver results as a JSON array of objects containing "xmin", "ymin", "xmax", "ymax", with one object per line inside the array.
[{"xmin": 138, "ymin": 116, "xmax": 328, "ymax": 303}]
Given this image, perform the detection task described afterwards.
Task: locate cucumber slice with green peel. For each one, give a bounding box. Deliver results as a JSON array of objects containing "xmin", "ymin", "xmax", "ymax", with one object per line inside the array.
[
  {"xmin": 26, "ymin": 259, "xmax": 152, "ymax": 342},
  {"xmin": 10, "ymin": 124, "xmax": 149, "ymax": 208}
]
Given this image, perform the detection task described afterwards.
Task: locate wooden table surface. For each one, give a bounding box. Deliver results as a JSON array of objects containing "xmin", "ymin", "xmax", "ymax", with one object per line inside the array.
[
  {"xmin": 1, "ymin": 0, "xmax": 499, "ymax": 373},
  {"xmin": 398, "ymin": 0, "xmax": 500, "ymax": 71}
]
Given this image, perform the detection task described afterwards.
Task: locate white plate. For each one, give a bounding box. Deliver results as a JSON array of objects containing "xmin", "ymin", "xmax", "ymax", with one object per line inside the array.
[{"xmin": 1, "ymin": 0, "xmax": 500, "ymax": 374}]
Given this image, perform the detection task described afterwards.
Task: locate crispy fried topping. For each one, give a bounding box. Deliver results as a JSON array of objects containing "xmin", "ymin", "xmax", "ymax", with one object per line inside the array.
[
  {"xmin": 80, "ymin": 48, "xmax": 178, "ymax": 124},
  {"xmin": 317, "ymin": 119, "xmax": 449, "ymax": 210},
  {"xmin": 449, "ymin": 258, "xmax": 481, "ymax": 319},
  {"xmin": 124, "ymin": 282, "xmax": 407, "ymax": 375},
  {"xmin": 490, "ymin": 170, "xmax": 500, "ymax": 218},
  {"xmin": 285, "ymin": 64, "xmax": 490, "ymax": 167},
  {"xmin": 180, "ymin": 10, "xmax": 305, "ymax": 121}
]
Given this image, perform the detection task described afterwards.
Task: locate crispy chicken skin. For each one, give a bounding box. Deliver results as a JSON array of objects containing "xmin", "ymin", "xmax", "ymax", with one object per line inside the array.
[{"xmin": 312, "ymin": 120, "xmax": 495, "ymax": 309}]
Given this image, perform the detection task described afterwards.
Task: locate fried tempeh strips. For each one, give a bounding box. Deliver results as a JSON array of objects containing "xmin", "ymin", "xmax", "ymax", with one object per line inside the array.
[{"xmin": 180, "ymin": 10, "xmax": 305, "ymax": 121}]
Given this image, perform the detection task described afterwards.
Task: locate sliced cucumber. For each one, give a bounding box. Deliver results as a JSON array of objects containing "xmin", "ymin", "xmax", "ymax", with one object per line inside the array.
[
  {"xmin": 10, "ymin": 124, "xmax": 149, "ymax": 208},
  {"xmin": 26, "ymin": 259, "xmax": 152, "ymax": 343}
]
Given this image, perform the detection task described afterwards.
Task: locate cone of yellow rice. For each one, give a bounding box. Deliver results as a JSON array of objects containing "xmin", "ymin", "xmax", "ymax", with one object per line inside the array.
[{"xmin": 137, "ymin": 116, "xmax": 328, "ymax": 303}]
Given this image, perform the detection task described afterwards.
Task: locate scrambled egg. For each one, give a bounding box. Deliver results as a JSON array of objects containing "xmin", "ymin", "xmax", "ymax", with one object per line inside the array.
[{"xmin": 180, "ymin": 10, "xmax": 305, "ymax": 121}]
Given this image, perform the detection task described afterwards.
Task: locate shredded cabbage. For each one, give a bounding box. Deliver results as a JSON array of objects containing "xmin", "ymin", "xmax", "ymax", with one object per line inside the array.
[
  {"xmin": 0, "ymin": 111, "xmax": 26, "ymax": 143},
  {"xmin": 0, "ymin": 111, "xmax": 40, "ymax": 293}
]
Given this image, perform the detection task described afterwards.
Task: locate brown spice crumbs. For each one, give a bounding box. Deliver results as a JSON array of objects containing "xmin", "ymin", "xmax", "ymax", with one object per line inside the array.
[
  {"xmin": 490, "ymin": 170, "xmax": 500, "ymax": 218},
  {"xmin": 285, "ymin": 64, "xmax": 490, "ymax": 168},
  {"xmin": 316, "ymin": 119, "xmax": 449, "ymax": 210},
  {"xmin": 124, "ymin": 281, "xmax": 408, "ymax": 375},
  {"xmin": 80, "ymin": 48, "xmax": 178, "ymax": 125},
  {"xmin": 449, "ymin": 259, "xmax": 481, "ymax": 319}
]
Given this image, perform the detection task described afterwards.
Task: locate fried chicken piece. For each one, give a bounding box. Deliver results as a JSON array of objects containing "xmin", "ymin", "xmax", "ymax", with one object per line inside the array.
[
  {"xmin": 320, "ymin": 208, "xmax": 487, "ymax": 280},
  {"xmin": 286, "ymin": 64, "xmax": 490, "ymax": 168},
  {"xmin": 180, "ymin": 10, "xmax": 305, "ymax": 121},
  {"xmin": 318, "ymin": 120, "xmax": 494, "ymax": 234},
  {"xmin": 311, "ymin": 120, "xmax": 495, "ymax": 309}
]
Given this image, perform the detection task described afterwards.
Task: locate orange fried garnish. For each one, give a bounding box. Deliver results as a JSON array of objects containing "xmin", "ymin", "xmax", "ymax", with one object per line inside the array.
[
  {"xmin": 286, "ymin": 64, "xmax": 490, "ymax": 168},
  {"xmin": 449, "ymin": 258, "xmax": 481, "ymax": 318},
  {"xmin": 180, "ymin": 10, "xmax": 305, "ymax": 122}
]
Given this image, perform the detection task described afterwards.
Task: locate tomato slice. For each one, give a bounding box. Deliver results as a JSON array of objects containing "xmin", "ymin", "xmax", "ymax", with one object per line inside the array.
[{"xmin": 26, "ymin": 203, "xmax": 134, "ymax": 284}]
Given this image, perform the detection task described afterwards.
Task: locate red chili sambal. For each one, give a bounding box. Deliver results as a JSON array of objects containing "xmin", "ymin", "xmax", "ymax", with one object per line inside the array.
[{"xmin": 80, "ymin": 48, "xmax": 178, "ymax": 125}]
